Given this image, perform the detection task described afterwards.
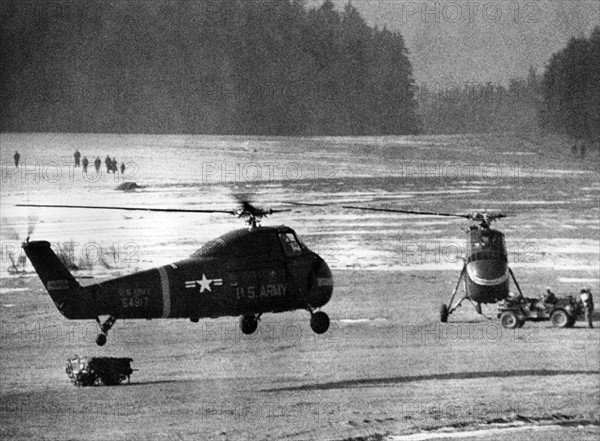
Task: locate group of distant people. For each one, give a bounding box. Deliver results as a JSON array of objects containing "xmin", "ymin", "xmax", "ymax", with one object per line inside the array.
[
  {"xmin": 74, "ymin": 149, "xmax": 125, "ymax": 174},
  {"xmin": 103, "ymin": 154, "xmax": 125, "ymax": 174},
  {"xmin": 13, "ymin": 149, "xmax": 126, "ymax": 176}
]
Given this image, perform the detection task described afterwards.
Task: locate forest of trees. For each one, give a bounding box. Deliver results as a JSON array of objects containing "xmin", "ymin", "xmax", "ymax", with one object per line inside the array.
[
  {"xmin": 417, "ymin": 68, "xmax": 542, "ymax": 135},
  {"xmin": 0, "ymin": 0, "xmax": 420, "ymax": 136},
  {"xmin": 419, "ymin": 26, "xmax": 600, "ymax": 138},
  {"xmin": 538, "ymin": 26, "xmax": 600, "ymax": 141}
]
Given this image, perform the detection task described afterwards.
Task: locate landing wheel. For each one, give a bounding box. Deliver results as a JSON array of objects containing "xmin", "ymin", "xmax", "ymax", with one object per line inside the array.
[
  {"xmin": 475, "ymin": 303, "xmax": 482, "ymax": 315},
  {"xmin": 440, "ymin": 304, "xmax": 449, "ymax": 323},
  {"xmin": 500, "ymin": 311, "xmax": 522, "ymax": 329},
  {"xmin": 240, "ymin": 315, "xmax": 258, "ymax": 334},
  {"xmin": 95, "ymin": 316, "xmax": 116, "ymax": 346},
  {"xmin": 550, "ymin": 309, "xmax": 569, "ymax": 328},
  {"xmin": 310, "ymin": 311, "xmax": 330, "ymax": 334}
]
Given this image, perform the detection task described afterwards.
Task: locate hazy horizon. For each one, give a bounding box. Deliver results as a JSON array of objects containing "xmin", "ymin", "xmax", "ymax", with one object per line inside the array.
[{"xmin": 326, "ymin": 0, "xmax": 599, "ymax": 86}]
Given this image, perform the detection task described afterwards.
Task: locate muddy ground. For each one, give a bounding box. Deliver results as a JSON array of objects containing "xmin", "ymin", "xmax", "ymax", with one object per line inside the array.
[{"xmin": 1, "ymin": 268, "xmax": 598, "ymax": 441}]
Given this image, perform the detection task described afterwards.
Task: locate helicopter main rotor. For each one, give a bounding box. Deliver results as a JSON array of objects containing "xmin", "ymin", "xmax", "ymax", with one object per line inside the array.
[{"xmin": 16, "ymin": 196, "xmax": 291, "ymax": 230}]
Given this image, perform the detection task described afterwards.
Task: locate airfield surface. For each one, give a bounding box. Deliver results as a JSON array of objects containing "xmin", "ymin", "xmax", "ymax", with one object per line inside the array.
[{"xmin": 1, "ymin": 132, "xmax": 599, "ymax": 440}]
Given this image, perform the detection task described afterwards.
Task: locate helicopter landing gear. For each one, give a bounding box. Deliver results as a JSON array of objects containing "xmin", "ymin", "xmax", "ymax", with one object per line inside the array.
[
  {"xmin": 95, "ymin": 316, "xmax": 117, "ymax": 346},
  {"xmin": 310, "ymin": 310, "xmax": 330, "ymax": 334},
  {"xmin": 240, "ymin": 314, "xmax": 259, "ymax": 334},
  {"xmin": 440, "ymin": 265, "xmax": 468, "ymax": 322},
  {"xmin": 440, "ymin": 304, "xmax": 449, "ymax": 323},
  {"xmin": 508, "ymin": 267, "xmax": 525, "ymax": 299}
]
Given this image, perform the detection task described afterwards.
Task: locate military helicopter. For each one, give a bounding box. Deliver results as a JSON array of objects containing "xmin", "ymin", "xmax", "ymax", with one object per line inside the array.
[
  {"xmin": 17, "ymin": 198, "xmax": 334, "ymax": 346},
  {"xmin": 290, "ymin": 202, "xmax": 523, "ymax": 322},
  {"xmin": 344, "ymin": 205, "xmax": 523, "ymax": 322}
]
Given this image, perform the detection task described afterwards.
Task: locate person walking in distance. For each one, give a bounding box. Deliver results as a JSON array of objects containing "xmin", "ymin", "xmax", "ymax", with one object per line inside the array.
[{"xmin": 580, "ymin": 288, "xmax": 594, "ymax": 329}]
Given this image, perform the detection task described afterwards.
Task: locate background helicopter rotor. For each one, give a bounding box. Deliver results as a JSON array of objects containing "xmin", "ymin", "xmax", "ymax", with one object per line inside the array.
[{"xmin": 284, "ymin": 201, "xmax": 507, "ymax": 224}]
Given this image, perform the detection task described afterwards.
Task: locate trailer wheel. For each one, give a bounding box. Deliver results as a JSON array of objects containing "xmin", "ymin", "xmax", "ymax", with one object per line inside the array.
[
  {"xmin": 550, "ymin": 309, "xmax": 570, "ymax": 328},
  {"xmin": 500, "ymin": 311, "xmax": 520, "ymax": 329},
  {"xmin": 440, "ymin": 304, "xmax": 449, "ymax": 323}
]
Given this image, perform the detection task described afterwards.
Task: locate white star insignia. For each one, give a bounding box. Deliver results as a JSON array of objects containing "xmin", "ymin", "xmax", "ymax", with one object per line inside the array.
[
  {"xmin": 198, "ymin": 274, "xmax": 212, "ymax": 293},
  {"xmin": 185, "ymin": 275, "xmax": 223, "ymax": 294}
]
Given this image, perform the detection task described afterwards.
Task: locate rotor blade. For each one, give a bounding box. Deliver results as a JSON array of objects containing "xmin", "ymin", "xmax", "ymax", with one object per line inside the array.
[
  {"xmin": 16, "ymin": 203, "xmax": 236, "ymax": 215},
  {"xmin": 283, "ymin": 201, "xmax": 329, "ymax": 207},
  {"xmin": 341, "ymin": 205, "xmax": 470, "ymax": 218}
]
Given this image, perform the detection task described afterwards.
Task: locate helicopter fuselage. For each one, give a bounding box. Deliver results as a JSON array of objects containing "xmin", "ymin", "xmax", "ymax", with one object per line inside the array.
[
  {"xmin": 463, "ymin": 226, "xmax": 510, "ymax": 304},
  {"xmin": 23, "ymin": 226, "xmax": 333, "ymax": 323}
]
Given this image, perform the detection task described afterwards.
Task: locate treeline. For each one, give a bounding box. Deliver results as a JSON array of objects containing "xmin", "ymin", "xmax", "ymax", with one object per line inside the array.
[
  {"xmin": 0, "ymin": 0, "xmax": 420, "ymax": 136},
  {"xmin": 418, "ymin": 69, "xmax": 542, "ymax": 135},
  {"xmin": 420, "ymin": 26, "xmax": 600, "ymax": 139},
  {"xmin": 539, "ymin": 26, "xmax": 600, "ymax": 141}
]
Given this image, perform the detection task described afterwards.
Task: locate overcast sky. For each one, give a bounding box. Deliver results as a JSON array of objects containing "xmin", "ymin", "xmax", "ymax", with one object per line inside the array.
[{"xmin": 319, "ymin": 0, "xmax": 599, "ymax": 87}]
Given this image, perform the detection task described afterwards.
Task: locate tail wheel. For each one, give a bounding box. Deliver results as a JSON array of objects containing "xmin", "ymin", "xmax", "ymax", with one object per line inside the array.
[
  {"xmin": 240, "ymin": 315, "xmax": 258, "ymax": 334},
  {"xmin": 500, "ymin": 311, "xmax": 520, "ymax": 329},
  {"xmin": 96, "ymin": 334, "xmax": 107, "ymax": 346},
  {"xmin": 550, "ymin": 309, "xmax": 569, "ymax": 328},
  {"xmin": 440, "ymin": 304, "xmax": 449, "ymax": 323},
  {"xmin": 310, "ymin": 311, "xmax": 330, "ymax": 334}
]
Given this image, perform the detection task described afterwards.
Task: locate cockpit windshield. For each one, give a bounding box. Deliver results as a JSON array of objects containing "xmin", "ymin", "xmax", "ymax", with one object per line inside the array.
[
  {"xmin": 469, "ymin": 228, "xmax": 505, "ymax": 253},
  {"xmin": 279, "ymin": 232, "xmax": 303, "ymax": 256}
]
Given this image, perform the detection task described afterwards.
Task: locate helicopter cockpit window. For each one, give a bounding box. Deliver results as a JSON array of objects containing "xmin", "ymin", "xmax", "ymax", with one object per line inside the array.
[
  {"xmin": 481, "ymin": 235, "xmax": 491, "ymax": 246},
  {"xmin": 280, "ymin": 233, "xmax": 302, "ymax": 256}
]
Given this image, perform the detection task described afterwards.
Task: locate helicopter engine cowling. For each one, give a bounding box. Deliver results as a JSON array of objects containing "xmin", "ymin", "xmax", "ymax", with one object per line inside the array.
[
  {"xmin": 466, "ymin": 258, "xmax": 509, "ymax": 304},
  {"xmin": 466, "ymin": 259, "xmax": 509, "ymax": 287}
]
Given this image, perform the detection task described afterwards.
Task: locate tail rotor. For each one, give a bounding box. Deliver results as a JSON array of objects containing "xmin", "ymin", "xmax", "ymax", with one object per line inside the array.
[{"xmin": 2, "ymin": 215, "xmax": 38, "ymax": 274}]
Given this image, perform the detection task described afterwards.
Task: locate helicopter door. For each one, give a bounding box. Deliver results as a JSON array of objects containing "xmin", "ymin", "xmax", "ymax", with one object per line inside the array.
[{"xmin": 227, "ymin": 231, "xmax": 289, "ymax": 314}]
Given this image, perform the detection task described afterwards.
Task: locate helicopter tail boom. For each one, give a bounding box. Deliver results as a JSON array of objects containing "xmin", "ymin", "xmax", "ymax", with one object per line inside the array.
[{"xmin": 22, "ymin": 240, "xmax": 87, "ymax": 319}]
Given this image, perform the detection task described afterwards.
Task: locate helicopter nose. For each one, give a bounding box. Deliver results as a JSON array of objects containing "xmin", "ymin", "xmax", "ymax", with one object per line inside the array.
[
  {"xmin": 467, "ymin": 260, "xmax": 509, "ymax": 286},
  {"xmin": 311, "ymin": 258, "xmax": 333, "ymax": 308}
]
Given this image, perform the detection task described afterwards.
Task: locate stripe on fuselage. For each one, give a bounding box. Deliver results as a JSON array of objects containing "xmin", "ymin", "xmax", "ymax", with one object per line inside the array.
[
  {"xmin": 466, "ymin": 264, "xmax": 509, "ymax": 286},
  {"xmin": 157, "ymin": 266, "xmax": 171, "ymax": 318}
]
